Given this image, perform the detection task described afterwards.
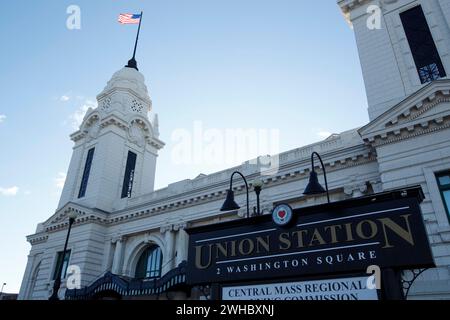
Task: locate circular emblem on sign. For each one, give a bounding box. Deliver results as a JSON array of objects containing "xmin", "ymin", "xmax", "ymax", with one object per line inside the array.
[{"xmin": 272, "ymin": 204, "xmax": 293, "ymax": 227}]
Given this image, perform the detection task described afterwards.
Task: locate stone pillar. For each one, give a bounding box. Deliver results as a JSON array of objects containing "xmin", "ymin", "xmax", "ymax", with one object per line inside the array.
[
  {"xmin": 18, "ymin": 254, "xmax": 36, "ymax": 300},
  {"xmin": 174, "ymin": 223, "xmax": 189, "ymax": 267},
  {"xmin": 161, "ymin": 225, "xmax": 175, "ymax": 275},
  {"xmin": 104, "ymin": 240, "xmax": 115, "ymax": 273},
  {"xmin": 111, "ymin": 236, "xmax": 126, "ymax": 275}
]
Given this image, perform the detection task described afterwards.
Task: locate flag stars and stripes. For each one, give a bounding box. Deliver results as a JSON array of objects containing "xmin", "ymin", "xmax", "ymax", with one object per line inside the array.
[{"xmin": 118, "ymin": 13, "xmax": 142, "ymax": 24}]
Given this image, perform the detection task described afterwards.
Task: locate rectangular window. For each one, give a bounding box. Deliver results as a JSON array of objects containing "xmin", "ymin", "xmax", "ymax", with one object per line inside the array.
[
  {"xmin": 437, "ymin": 171, "xmax": 450, "ymax": 222},
  {"xmin": 52, "ymin": 250, "xmax": 71, "ymax": 280},
  {"xmin": 121, "ymin": 151, "xmax": 137, "ymax": 198},
  {"xmin": 400, "ymin": 6, "xmax": 446, "ymax": 84},
  {"xmin": 78, "ymin": 148, "xmax": 95, "ymax": 198}
]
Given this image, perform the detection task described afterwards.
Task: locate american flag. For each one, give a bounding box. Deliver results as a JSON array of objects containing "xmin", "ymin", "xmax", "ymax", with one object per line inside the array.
[{"xmin": 118, "ymin": 13, "xmax": 141, "ymax": 24}]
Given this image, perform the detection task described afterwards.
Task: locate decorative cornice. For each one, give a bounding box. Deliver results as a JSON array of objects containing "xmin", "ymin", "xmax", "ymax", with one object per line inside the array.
[
  {"xmin": 338, "ymin": 0, "xmax": 371, "ymax": 14},
  {"xmin": 27, "ymin": 234, "xmax": 49, "ymax": 245},
  {"xmin": 100, "ymin": 115, "xmax": 128, "ymax": 130},
  {"xmin": 71, "ymin": 112, "xmax": 164, "ymax": 149},
  {"xmin": 360, "ymin": 80, "xmax": 450, "ymax": 146},
  {"xmin": 369, "ymin": 117, "xmax": 450, "ymax": 147},
  {"xmin": 35, "ymin": 202, "xmax": 109, "ymax": 235},
  {"xmin": 70, "ymin": 130, "xmax": 86, "ymax": 142},
  {"xmin": 344, "ymin": 180, "xmax": 368, "ymax": 197},
  {"xmin": 96, "ymin": 86, "xmax": 152, "ymax": 108},
  {"xmin": 173, "ymin": 222, "xmax": 188, "ymax": 231},
  {"xmin": 387, "ymin": 93, "xmax": 450, "ymax": 127},
  {"xmin": 148, "ymin": 136, "xmax": 165, "ymax": 150},
  {"xmin": 160, "ymin": 225, "xmax": 174, "ymax": 234}
]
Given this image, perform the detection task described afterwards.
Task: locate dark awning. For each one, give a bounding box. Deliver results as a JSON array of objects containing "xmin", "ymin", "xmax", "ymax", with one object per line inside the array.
[{"xmin": 66, "ymin": 261, "xmax": 188, "ymax": 300}]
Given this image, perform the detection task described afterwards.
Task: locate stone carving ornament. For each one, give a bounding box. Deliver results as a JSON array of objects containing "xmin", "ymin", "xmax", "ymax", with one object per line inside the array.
[{"xmin": 128, "ymin": 121, "xmax": 145, "ymax": 147}]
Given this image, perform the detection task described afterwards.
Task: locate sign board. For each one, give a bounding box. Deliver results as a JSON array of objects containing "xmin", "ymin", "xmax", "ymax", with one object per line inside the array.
[
  {"xmin": 186, "ymin": 187, "xmax": 434, "ymax": 285},
  {"xmin": 222, "ymin": 276, "xmax": 378, "ymax": 300}
]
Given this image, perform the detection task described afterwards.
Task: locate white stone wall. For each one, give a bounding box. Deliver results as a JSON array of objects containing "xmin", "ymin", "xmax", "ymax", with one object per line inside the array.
[
  {"xmin": 57, "ymin": 144, "xmax": 85, "ymax": 209},
  {"xmin": 18, "ymin": 223, "xmax": 107, "ymax": 300}
]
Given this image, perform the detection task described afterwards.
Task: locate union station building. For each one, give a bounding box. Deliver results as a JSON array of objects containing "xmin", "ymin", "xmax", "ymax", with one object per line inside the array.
[{"xmin": 19, "ymin": 0, "xmax": 450, "ymax": 300}]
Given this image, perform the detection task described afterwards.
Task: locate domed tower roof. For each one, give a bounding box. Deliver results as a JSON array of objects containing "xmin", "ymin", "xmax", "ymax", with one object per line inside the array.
[
  {"xmin": 94, "ymin": 66, "xmax": 153, "ymax": 117},
  {"xmin": 98, "ymin": 67, "xmax": 151, "ymax": 105}
]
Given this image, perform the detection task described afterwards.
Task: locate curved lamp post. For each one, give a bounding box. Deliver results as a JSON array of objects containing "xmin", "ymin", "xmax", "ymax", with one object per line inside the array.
[
  {"xmin": 221, "ymin": 171, "xmax": 250, "ymax": 218},
  {"xmin": 253, "ymin": 178, "xmax": 263, "ymax": 216},
  {"xmin": 303, "ymin": 152, "xmax": 330, "ymax": 203},
  {"xmin": 49, "ymin": 211, "xmax": 78, "ymax": 301}
]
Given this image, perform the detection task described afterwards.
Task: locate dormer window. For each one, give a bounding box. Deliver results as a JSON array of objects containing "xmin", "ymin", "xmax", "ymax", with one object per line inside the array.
[{"xmin": 400, "ymin": 6, "xmax": 446, "ymax": 84}]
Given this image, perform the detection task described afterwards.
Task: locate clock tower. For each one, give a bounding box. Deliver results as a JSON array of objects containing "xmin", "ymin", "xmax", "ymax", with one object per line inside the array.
[{"xmin": 57, "ymin": 66, "xmax": 164, "ymax": 212}]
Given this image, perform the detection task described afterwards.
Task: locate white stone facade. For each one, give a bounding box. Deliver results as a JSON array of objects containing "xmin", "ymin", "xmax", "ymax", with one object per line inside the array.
[{"xmin": 19, "ymin": 0, "xmax": 450, "ymax": 300}]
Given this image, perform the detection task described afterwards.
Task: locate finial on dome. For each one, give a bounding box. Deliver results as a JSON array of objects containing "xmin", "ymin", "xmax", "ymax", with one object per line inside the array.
[{"xmin": 126, "ymin": 57, "xmax": 138, "ymax": 71}]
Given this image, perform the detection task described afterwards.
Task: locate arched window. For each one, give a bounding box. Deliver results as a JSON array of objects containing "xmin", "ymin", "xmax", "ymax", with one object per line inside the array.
[{"xmin": 135, "ymin": 245, "xmax": 163, "ymax": 279}]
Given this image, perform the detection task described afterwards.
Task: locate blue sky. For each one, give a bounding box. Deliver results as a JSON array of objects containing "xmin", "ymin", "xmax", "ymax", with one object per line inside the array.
[{"xmin": 0, "ymin": 0, "xmax": 369, "ymax": 293}]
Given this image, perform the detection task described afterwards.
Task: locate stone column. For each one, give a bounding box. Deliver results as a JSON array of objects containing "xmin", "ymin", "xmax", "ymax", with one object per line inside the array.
[
  {"xmin": 161, "ymin": 225, "xmax": 175, "ymax": 275},
  {"xmin": 18, "ymin": 254, "xmax": 36, "ymax": 300},
  {"xmin": 174, "ymin": 223, "xmax": 189, "ymax": 267},
  {"xmin": 111, "ymin": 236, "xmax": 126, "ymax": 275},
  {"xmin": 103, "ymin": 240, "xmax": 115, "ymax": 273}
]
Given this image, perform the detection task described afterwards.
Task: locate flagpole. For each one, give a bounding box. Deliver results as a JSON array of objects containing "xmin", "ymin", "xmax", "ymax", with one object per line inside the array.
[{"xmin": 126, "ymin": 11, "xmax": 143, "ymax": 70}]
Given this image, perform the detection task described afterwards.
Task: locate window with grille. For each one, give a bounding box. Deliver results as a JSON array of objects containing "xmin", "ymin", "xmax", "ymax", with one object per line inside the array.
[
  {"xmin": 135, "ymin": 246, "xmax": 163, "ymax": 279},
  {"xmin": 400, "ymin": 6, "xmax": 446, "ymax": 84}
]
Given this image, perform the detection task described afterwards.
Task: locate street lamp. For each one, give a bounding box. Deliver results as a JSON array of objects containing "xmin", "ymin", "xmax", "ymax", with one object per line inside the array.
[
  {"xmin": 0, "ymin": 283, "xmax": 6, "ymax": 296},
  {"xmin": 303, "ymin": 152, "xmax": 330, "ymax": 203},
  {"xmin": 49, "ymin": 211, "xmax": 78, "ymax": 301},
  {"xmin": 221, "ymin": 171, "xmax": 250, "ymax": 218},
  {"xmin": 253, "ymin": 178, "xmax": 263, "ymax": 216}
]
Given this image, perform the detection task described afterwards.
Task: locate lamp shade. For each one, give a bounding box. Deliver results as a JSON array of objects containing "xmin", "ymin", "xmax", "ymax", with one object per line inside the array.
[
  {"xmin": 68, "ymin": 211, "xmax": 78, "ymax": 220},
  {"xmin": 220, "ymin": 190, "xmax": 240, "ymax": 211},
  {"xmin": 252, "ymin": 178, "xmax": 264, "ymax": 188},
  {"xmin": 303, "ymin": 171, "xmax": 326, "ymax": 195}
]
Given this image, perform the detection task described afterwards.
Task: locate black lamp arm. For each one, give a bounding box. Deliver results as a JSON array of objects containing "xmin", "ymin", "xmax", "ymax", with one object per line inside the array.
[
  {"xmin": 311, "ymin": 152, "xmax": 330, "ymax": 203},
  {"xmin": 229, "ymin": 171, "xmax": 250, "ymax": 218},
  {"xmin": 49, "ymin": 217, "xmax": 75, "ymax": 300}
]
